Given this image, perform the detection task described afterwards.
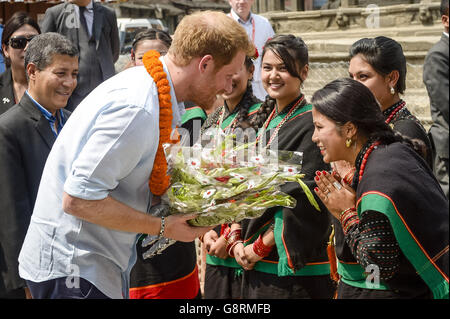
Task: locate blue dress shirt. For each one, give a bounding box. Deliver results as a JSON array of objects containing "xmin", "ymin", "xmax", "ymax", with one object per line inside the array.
[{"xmin": 26, "ymin": 91, "xmax": 66, "ymax": 137}]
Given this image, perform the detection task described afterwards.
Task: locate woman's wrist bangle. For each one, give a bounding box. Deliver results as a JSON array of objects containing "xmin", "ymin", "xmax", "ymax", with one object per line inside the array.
[
  {"xmin": 339, "ymin": 207, "xmax": 356, "ymax": 223},
  {"xmin": 225, "ymin": 229, "xmax": 242, "ymax": 256},
  {"xmin": 343, "ymin": 218, "xmax": 359, "ymax": 235},
  {"xmin": 252, "ymin": 234, "xmax": 273, "ymax": 258},
  {"xmin": 159, "ymin": 216, "xmax": 166, "ymax": 237},
  {"xmin": 225, "ymin": 229, "xmax": 241, "ymax": 243},
  {"xmin": 222, "ymin": 226, "xmax": 231, "ymax": 239},
  {"xmin": 227, "ymin": 240, "xmax": 243, "ymax": 257},
  {"xmin": 339, "ymin": 207, "xmax": 359, "ymax": 234},
  {"xmin": 340, "ymin": 207, "xmax": 356, "ymax": 216},
  {"xmin": 343, "ymin": 170, "xmax": 355, "ymax": 184}
]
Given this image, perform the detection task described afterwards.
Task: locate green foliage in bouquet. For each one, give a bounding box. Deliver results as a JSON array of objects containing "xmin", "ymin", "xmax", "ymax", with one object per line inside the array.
[{"xmin": 162, "ymin": 133, "xmax": 320, "ymax": 226}]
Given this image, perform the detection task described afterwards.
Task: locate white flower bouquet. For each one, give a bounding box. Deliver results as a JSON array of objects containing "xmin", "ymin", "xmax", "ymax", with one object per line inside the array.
[{"xmin": 161, "ymin": 131, "xmax": 320, "ymax": 226}]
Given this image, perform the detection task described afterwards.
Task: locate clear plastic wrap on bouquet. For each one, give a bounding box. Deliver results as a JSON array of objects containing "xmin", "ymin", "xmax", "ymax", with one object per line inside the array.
[{"xmin": 160, "ymin": 129, "xmax": 320, "ymax": 226}]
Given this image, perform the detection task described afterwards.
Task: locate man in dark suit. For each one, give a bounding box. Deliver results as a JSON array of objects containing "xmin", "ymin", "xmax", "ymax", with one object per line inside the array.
[
  {"xmin": 41, "ymin": 0, "xmax": 119, "ymax": 111},
  {"xmin": 0, "ymin": 33, "xmax": 78, "ymax": 298},
  {"xmin": 423, "ymin": 0, "xmax": 449, "ymax": 198}
]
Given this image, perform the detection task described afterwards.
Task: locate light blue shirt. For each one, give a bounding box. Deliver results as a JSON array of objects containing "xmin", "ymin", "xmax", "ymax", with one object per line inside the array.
[
  {"xmin": 75, "ymin": 0, "xmax": 94, "ymax": 38},
  {"xmin": 18, "ymin": 57, "xmax": 185, "ymax": 299},
  {"xmin": 26, "ymin": 91, "xmax": 66, "ymax": 137},
  {"xmin": 229, "ymin": 9, "xmax": 275, "ymax": 101}
]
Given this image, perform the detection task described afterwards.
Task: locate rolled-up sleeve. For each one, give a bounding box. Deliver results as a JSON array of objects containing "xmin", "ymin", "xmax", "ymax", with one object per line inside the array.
[{"xmin": 64, "ymin": 105, "xmax": 157, "ymax": 200}]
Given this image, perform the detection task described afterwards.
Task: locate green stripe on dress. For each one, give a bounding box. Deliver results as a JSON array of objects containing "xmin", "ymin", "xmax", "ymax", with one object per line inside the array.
[
  {"xmin": 221, "ymin": 103, "xmax": 262, "ymax": 130},
  {"xmin": 181, "ymin": 107, "xmax": 207, "ymax": 125},
  {"xmin": 356, "ymin": 192, "xmax": 449, "ymax": 299},
  {"xmin": 207, "ymin": 213, "xmax": 331, "ymax": 277},
  {"xmin": 265, "ymin": 104, "xmax": 312, "ymax": 131}
]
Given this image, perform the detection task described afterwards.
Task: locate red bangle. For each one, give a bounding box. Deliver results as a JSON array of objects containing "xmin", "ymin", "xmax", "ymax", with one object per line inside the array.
[
  {"xmin": 252, "ymin": 234, "xmax": 273, "ymax": 258},
  {"xmin": 339, "ymin": 207, "xmax": 356, "ymax": 224},
  {"xmin": 341, "ymin": 211, "xmax": 356, "ymax": 225},
  {"xmin": 225, "ymin": 229, "xmax": 242, "ymax": 257},
  {"xmin": 343, "ymin": 170, "xmax": 355, "ymax": 185},
  {"xmin": 221, "ymin": 225, "xmax": 231, "ymax": 238},
  {"xmin": 341, "ymin": 214, "xmax": 358, "ymax": 233},
  {"xmin": 221, "ymin": 224, "xmax": 230, "ymax": 236},
  {"xmin": 343, "ymin": 218, "xmax": 359, "ymax": 234},
  {"xmin": 340, "ymin": 207, "xmax": 359, "ymax": 234},
  {"xmin": 225, "ymin": 229, "xmax": 241, "ymax": 243}
]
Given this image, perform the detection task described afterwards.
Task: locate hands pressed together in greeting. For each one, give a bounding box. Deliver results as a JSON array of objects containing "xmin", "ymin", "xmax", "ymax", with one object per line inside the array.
[
  {"xmin": 313, "ymin": 160, "xmax": 357, "ymax": 220},
  {"xmin": 203, "ymin": 223, "xmax": 274, "ymax": 271}
]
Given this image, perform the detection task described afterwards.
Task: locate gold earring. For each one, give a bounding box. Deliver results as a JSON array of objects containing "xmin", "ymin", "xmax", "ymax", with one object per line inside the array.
[
  {"xmin": 345, "ymin": 138, "xmax": 352, "ymax": 148},
  {"xmin": 390, "ymin": 87, "xmax": 395, "ymax": 95}
]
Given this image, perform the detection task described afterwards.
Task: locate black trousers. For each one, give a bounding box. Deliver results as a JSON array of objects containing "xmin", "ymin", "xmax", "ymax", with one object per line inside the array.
[{"xmin": 26, "ymin": 277, "xmax": 110, "ymax": 299}]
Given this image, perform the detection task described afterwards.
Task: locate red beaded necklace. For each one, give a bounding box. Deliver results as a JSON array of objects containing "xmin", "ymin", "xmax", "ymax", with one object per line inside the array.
[
  {"xmin": 384, "ymin": 100, "xmax": 405, "ymax": 124},
  {"xmin": 257, "ymin": 95, "xmax": 305, "ymax": 148},
  {"xmin": 358, "ymin": 141, "xmax": 381, "ymax": 182}
]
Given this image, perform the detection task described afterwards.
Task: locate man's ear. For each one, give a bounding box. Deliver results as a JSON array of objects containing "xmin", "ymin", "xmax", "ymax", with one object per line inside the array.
[
  {"xmin": 442, "ymin": 14, "xmax": 449, "ymax": 30},
  {"xmin": 198, "ymin": 55, "xmax": 214, "ymax": 74},
  {"xmin": 27, "ymin": 63, "xmax": 38, "ymax": 81}
]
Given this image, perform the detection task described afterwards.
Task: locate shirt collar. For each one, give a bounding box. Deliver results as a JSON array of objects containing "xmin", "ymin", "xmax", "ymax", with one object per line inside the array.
[
  {"xmin": 85, "ymin": 0, "xmax": 94, "ymax": 11},
  {"xmin": 444, "ymin": 31, "xmax": 449, "ymax": 38},
  {"xmin": 160, "ymin": 56, "xmax": 185, "ymax": 126},
  {"xmin": 26, "ymin": 90, "xmax": 66, "ymax": 136},
  {"xmin": 26, "ymin": 90, "xmax": 54, "ymax": 119},
  {"xmin": 230, "ymin": 9, "xmax": 253, "ymax": 25},
  {"xmin": 76, "ymin": 0, "xmax": 93, "ymax": 12}
]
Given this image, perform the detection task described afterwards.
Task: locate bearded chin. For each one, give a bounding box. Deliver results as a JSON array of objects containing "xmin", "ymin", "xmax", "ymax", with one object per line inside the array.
[{"xmin": 189, "ymin": 84, "xmax": 217, "ymax": 109}]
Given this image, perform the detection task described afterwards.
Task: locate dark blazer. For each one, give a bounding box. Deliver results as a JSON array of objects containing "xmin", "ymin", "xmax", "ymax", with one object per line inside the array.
[
  {"xmin": 41, "ymin": 1, "xmax": 120, "ymax": 77},
  {"xmin": 0, "ymin": 93, "xmax": 70, "ymax": 296},
  {"xmin": 423, "ymin": 34, "xmax": 449, "ymax": 159},
  {"xmin": 41, "ymin": 1, "xmax": 120, "ymax": 109},
  {"xmin": 0, "ymin": 68, "xmax": 16, "ymax": 116}
]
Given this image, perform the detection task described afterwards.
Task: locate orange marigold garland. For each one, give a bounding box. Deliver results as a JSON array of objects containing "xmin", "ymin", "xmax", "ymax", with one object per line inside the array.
[{"xmin": 143, "ymin": 50, "xmax": 180, "ymax": 196}]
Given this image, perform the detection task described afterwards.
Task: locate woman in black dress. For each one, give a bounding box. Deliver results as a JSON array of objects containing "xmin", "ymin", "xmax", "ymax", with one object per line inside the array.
[
  {"xmin": 312, "ymin": 78, "xmax": 448, "ymax": 299},
  {"xmin": 348, "ymin": 36, "xmax": 432, "ymax": 168},
  {"xmin": 230, "ymin": 35, "xmax": 335, "ymax": 299}
]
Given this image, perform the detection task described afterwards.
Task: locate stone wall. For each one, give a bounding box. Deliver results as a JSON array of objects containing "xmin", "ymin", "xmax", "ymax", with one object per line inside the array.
[{"xmin": 260, "ymin": 1, "xmax": 444, "ymax": 128}]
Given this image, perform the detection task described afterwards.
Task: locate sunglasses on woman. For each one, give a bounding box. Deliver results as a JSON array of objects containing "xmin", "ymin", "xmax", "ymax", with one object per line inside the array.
[{"xmin": 9, "ymin": 35, "xmax": 36, "ymax": 49}]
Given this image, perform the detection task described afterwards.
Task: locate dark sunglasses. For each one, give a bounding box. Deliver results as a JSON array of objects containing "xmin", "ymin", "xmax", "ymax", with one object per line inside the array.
[{"xmin": 9, "ymin": 35, "xmax": 36, "ymax": 49}]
